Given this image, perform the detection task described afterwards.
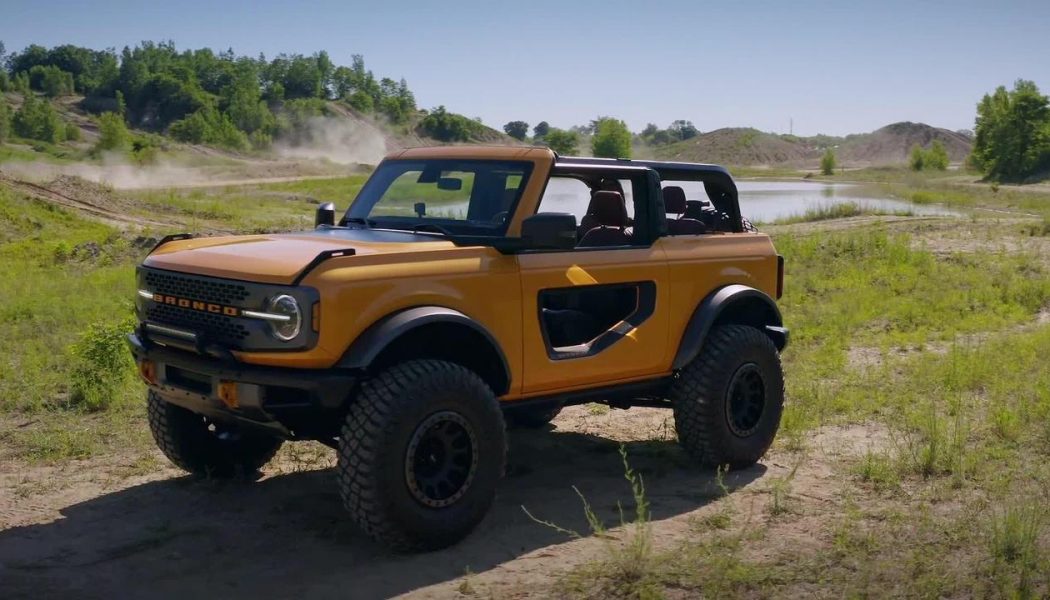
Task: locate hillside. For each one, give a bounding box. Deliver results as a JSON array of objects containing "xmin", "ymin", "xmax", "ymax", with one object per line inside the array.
[{"xmin": 653, "ymin": 122, "xmax": 973, "ymax": 168}]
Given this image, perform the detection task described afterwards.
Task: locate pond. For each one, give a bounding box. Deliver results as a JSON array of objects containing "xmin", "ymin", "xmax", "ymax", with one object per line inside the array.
[{"xmin": 734, "ymin": 180, "xmax": 959, "ymax": 223}]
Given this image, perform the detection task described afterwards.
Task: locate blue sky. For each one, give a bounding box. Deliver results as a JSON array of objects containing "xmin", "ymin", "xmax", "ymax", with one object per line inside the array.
[{"xmin": 3, "ymin": 0, "xmax": 1048, "ymax": 136}]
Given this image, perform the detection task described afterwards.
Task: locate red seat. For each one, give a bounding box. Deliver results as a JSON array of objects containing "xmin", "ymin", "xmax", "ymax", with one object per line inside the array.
[
  {"xmin": 578, "ymin": 191, "xmax": 632, "ymax": 247},
  {"xmin": 663, "ymin": 186, "xmax": 707, "ymax": 235}
]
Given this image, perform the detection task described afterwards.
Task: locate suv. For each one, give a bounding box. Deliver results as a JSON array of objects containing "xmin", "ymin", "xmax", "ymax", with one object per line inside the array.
[{"xmin": 128, "ymin": 146, "xmax": 788, "ymax": 551}]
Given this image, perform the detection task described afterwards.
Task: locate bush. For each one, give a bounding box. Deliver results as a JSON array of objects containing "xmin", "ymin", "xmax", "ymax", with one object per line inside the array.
[
  {"xmin": 12, "ymin": 94, "xmax": 66, "ymax": 143},
  {"xmin": 417, "ymin": 105, "xmax": 483, "ymax": 142},
  {"xmin": 95, "ymin": 112, "xmax": 130, "ymax": 151},
  {"xmin": 0, "ymin": 96, "xmax": 10, "ymax": 143},
  {"xmin": 821, "ymin": 148, "xmax": 837, "ymax": 175},
  {"xmin": 28, "ymin": 65, "xmax": 75, "ymax": 97},
  {"xmin": 909, "ymin": 144, "xmax": 926, "ymax": 171},
  {"xmin": 169, "ymin": 107, "xmax": 249, "ymax": 150},
  {"xmin": 591, "ymin": 117, "xmax": 632, "ymax": 158},
  {"xmin": 64, "ymin": 121, "xmax": 81, "ymax": 142},
  {"xmin": 543, "ymin": 128, "xmax": 579, "ymax": 155},
  {"xmin": 68, "ymin": 318, "xmax": 136, "ymax": 411}
]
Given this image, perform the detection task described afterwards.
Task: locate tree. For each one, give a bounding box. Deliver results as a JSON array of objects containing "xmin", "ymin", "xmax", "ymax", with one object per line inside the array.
[
  {"xmin": 28, "ymin": 65, "xmax": 75, "ymax": 97},
  {"xmin": 0, "ymin": 95, "xmax": 11, "ymax": 143},
  {"xmin": 909, "ymin": 144, "xmax": 925, "ymax": 171},
  {"xmin": 591, "ymin": 117, "xmax": 632, "ymax": 158},
  {"xmin": 503, "ymin": 120, "xmax": 529, "ymax": 141},
  {"xmin": 972, "ymin": 79, "xmax": 1050, "ymax": 181},
  {"xmin": 821, "ymin": 148, "xmax": 837, "ymax": 175},
  {"xmin": 533, "ymin": 121, "xmax": 550, "ymax": 139},
  {"xmin": 668, "ymin": 119, "xmax": 699, "ymax": 141},
  {"xmin": 417, "ymin": 106, "xmax": 481, "ymax": 142},
  {"xmin": 95, "ymin": 112, "xmax": 130, "ymax": 151},
  {"xmin": 12, "ymin": 93, "xmax": 65, "ymax": 143},
  {"xmin": 542, "ymin": 128, "xmax": 578, "ymax": 155},
  {"xmin": 925, "ymin": 140, "xmax": 949, "ymax": 170}
]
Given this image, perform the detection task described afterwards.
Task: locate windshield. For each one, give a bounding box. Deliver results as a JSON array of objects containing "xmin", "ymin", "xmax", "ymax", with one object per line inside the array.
[{"xmin": 345, "ymin": 159, "xmax": 533, "ymax": 235}]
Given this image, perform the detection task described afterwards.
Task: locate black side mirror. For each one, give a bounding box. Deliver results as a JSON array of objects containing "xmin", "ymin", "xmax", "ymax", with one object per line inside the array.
[
  {"xmin": 521, "ymin": 213, "xmax": 577, "ymax": 250},
  {"xmin": 315, "ymin": 202, "xmax": 336, "ymax": 228}
]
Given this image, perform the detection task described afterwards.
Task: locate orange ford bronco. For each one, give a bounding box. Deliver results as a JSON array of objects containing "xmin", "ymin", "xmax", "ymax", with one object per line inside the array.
[{"xmin": 128, "ymin": 146, "xmax": 788, "ymax": 551}]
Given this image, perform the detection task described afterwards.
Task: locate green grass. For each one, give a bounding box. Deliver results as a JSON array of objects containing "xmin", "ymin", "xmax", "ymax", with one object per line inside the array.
[{"xmin": 766, "ymin": 201, "xmax": 914, "ymax": 225}]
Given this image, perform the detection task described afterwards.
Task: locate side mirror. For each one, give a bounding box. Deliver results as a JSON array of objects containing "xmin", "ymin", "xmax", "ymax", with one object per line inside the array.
[
  {"xmin": 315, "ymin": 202, "xmax": 336, "ymax": 228},
  {"xmin": 521, "ymin": 213, "xmax": 577, "ymax": 250}
]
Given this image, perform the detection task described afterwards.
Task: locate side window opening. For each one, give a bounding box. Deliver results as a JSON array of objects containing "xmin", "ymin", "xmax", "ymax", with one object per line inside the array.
[
  {"xmin": 661, "ymin": 180, "xmax": 735, "ymax": 234},
  {"xmin": 535, "ymin": 174, "xmax": 645, "ymax": 248}
]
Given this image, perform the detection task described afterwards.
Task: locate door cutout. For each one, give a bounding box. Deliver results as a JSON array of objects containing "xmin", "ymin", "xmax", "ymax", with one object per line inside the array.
[{"xmin": 539, "ymin": 281, "xmax": 656, "ymax": 360}]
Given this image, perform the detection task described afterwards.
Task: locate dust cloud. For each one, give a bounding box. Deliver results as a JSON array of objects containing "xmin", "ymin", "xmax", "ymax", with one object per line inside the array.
[{"xmin": 273, "ymin": 116, "xmax": 388, "ymax": 165}]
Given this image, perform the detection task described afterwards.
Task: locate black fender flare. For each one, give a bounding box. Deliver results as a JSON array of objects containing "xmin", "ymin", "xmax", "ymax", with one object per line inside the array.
[
  {"xmin": 672, "ymin": 285, "xmax": 787, "ymax": 370},
  {"xmin": 336, "ymin": 306, "xmax": 512, "ymax": 395}
]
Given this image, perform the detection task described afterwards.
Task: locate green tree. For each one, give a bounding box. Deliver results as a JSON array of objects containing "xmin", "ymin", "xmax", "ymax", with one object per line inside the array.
[
  {"xmin": 503, "ymin": 120, "xmax": 529, "ymax": 141},
  {"xmin": 972, "ymin": 79, "xmax": 1050, "ymax": 181},
  {"xmin": 925, "ymin": 140, "xmax": 949, "ymax": 170},
  {"xmin": 0, "ymin": 95, "xmax": 11, "ymax": 142},
  {"xmin": 533, "ymin": 121, "xmax": 550, "ymax": 139},
  {"xmin": 28, "ymin": 65, "xmax": 75, "ymax": 97},
  {"xmin": 95, "ymin": 112, "xmax": 130, "ymax": 151},
  {"xmin": 668, "ymin": 119, "xmax": 699, "ymax": 141},
  {"xmin": 417, "ymin": 106, "xmax": 481, "ymax": 142},
  {"xmin": 591, "ymin": 117, "xmax": 632, "ymax": 158},
  {"xmin": 821, "ymin": 148, "xmax": 837, "ymax": 175},
  {"xmin": 12, "ymin": 94, "xmax": 65, "ymax": 143},
  {"xmin": 909, "ymin": 144, "xmax": 926, "ymax": 171},
  {"xmin": 543, "ymin": 128, "xmax": 579, "ymax": 155}
]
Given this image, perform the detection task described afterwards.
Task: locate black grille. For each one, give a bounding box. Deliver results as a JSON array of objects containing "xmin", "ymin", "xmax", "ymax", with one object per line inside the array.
[
  {"xmin": 146, "ymin": 304, "xmax": 249, "ymax": 343},
  {"xmin": 144, "ymin": 270, "xmax": 250, "ymax": 305}
]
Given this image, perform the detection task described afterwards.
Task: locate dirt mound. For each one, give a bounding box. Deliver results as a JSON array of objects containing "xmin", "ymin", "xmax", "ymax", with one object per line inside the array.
[
  {"xmin": 0, "ymin": 172, "xmax": 169, "ymax": 229},
  {"xmin": 654, "ymin": 128, "xmax": 818, "ymax": 166},
  {"xmin": 837, "ymin": 122, "xmax": 972, "ymax": 166}
]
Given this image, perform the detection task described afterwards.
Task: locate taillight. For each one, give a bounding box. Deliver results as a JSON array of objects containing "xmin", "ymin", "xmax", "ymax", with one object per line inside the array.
[{"xmin": 776, "ymin": 255, "xmax": 785, "ymax": 299}]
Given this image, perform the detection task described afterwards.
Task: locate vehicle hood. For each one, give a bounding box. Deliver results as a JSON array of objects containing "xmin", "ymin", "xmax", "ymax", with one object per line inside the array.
[{"xmin": 143, "ymin": 228, "xmax": 456, "ymax": 285}]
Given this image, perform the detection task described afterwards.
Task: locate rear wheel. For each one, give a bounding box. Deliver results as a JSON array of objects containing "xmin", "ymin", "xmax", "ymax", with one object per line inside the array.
[
  {"xmin": 338, "ymin": 360, "xmax": 506, "ymax": 552},
  {"xmin": 146, "ymin": 391, "xmax": 283, "ymax": 478},
  {"xmin": 670, "ymin": 325, "xmax": 784, "ymax": 468}
]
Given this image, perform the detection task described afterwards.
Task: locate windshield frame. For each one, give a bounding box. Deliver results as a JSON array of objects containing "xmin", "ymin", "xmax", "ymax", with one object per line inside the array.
[{"xmin": 342, "ymin": 158, "xmax": 536, "ymax": 236}]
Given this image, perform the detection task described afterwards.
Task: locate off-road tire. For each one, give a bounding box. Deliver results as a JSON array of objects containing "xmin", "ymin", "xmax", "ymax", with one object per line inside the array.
[
  {"xmin": 506, "ymin": 405, "xmax": 562, "ymax": 429},
  {"xmin": 146, "ymin": 391, "xmax": 283, "ymax": 478},
  {"xmin": 338, "ymin": 360, "xmax": 506, "ymax": 552},
  {"xmin": 671, "ymin": 325, "xmax": 784, "ymax": 469}
]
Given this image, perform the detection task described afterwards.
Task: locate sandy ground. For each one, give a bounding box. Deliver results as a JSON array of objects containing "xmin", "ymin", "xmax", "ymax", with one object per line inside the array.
[{"xmin": 0, "ymin": 405, "xmax": 886, "ymax": 599}]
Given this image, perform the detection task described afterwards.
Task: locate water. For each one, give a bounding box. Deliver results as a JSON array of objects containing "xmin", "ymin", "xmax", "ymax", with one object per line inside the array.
[
  {"xmin": 428, "ymin": 180, "xmax": 960, "ymax": 224},
  {"xmin": 734, "ymin": 180, "xmax": 959, "ymax": 223}
]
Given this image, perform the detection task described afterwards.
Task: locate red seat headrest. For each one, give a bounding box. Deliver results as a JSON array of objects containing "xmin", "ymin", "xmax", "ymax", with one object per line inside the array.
[
  {"xmin": 663, "ymin": 186, "xmax": 687, "ymax": 214},
  {"xmin": 589, "ymin": 191, "xmax": 629, "ymax": 227}
]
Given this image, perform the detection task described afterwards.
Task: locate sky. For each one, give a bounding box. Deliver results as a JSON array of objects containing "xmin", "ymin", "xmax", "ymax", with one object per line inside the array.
[{"xmin": 3, "ymin": 0, "xmax": 1049, "ymax": 136}]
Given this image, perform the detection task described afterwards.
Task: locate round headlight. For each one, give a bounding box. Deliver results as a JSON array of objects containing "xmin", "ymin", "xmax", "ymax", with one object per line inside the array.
[{"xmin": 268, "ymin": 295, "xmax": 302, "ymax": 341}]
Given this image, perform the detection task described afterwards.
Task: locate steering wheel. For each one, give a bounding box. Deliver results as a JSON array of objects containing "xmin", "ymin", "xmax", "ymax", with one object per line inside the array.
[{"xmin": 490, "ymin": 211, "xmax": 509, "ymax": 225}]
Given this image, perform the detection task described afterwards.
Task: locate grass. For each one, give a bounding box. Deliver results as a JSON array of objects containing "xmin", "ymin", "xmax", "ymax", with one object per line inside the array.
[{"xmin": 766, "ymin": 201, "xmax": 913, "ymax": 225}]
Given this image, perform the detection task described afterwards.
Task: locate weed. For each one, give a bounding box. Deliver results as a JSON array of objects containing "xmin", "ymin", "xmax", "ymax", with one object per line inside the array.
[
  {"xmin": 587, "ymin": 402, "xmax": 610, "ymax": 416},
  {"xmin": 854, "ymin": 450, "xmax": 900, "ymax": 490},
  {"xmin": 68, "ymin": 316, "xmax": 137, "ymax": 411}
]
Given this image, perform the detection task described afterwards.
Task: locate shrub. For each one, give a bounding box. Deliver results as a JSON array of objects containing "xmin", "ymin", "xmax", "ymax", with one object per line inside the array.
[
  {"xmin": 12, "ymin": 94, "xmax": 66, "ymax": 143},
  {"xmin": 821, "ymin": 148, "xmax": 837, "ymax": 175},
  {"xmin": 28, "ymin": 65, "xmax": 75, "ymax": 97},
  {"xmin": 591, "ymin": 117, "xmax": 632, "ymax": 158},
  {"xmin": 0, "ymin": 95, "xmax": 10, "ymax": 143},
  {"xmin": 909, "ymin": 144, "xmax": 926, "ymax": 171},
  {"xmin": 64, "ymin": 121, "xmax": 81, "ymax": 141},
  {"xmin": 543, "ymin": 128, "xmax": 579, "ymax": 155},
  {"xmin": 926, "ymin": 140, "xmax": 949, "ymax": 170},
  {"xmin": 417, "ymin": 105, "xmax": 483, "ymax": 142},
  {"xmin": 68, "ymin": 317, "xmax": 136, "ymax": 411},
  {"xmin": 95, "ymin": 112, "xmax": 130, "ymax": 151},
  {"xmin": 169, "ymin": 107, "xmax": 249, "ymax": 150}
]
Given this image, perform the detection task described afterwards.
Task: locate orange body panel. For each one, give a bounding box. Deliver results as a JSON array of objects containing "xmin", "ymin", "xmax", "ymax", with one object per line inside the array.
[{"xmin": 138, "ymin": 147, "xmax": 782, "ymax": 401}]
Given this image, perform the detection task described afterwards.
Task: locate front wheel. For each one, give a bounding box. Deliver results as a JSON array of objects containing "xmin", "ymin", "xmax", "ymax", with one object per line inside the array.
[
  {"xmin": 146, "ymin": 391, "xmax": 283, "ymax": 478},
  {"xmin": 337, "ymin": 360, "xmax": 506, "ymax": 552},
  {"xmin": 670, "ymin": 325, "xmax": 784, "ymax": 469}
]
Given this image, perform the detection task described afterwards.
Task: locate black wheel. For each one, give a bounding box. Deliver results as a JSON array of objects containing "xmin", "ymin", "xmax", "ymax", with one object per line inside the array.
[
  {"xmin": 338, "ymin": 360, "xmax": 506, "ymax": 552},
  {"xmin": 670, "ymin": 325, "xmax": 784, "ymax": 468},
  {"xmin": 146, "ymin": 391, "xmax": 283, "ymax": 478},
  {"xmin": 506, "ymin": 405, "xmax": 562, "ymax": 429}
]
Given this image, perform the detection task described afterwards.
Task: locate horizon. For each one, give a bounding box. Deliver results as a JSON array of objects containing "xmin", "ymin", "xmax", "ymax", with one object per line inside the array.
[{"xmin": 3, "ymin": 0, "xmax": 1049, "ymax": 137}]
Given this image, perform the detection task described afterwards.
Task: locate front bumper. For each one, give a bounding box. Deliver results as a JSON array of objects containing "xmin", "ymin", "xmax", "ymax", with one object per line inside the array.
[{"xmin": 127, "ymin": 332, "xmax": 356, "ymax": 438}]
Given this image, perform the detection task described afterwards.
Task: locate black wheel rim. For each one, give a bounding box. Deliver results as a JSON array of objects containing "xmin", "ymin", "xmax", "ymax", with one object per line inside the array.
[
  {"xmin": 725, "ymin": 363, "xmax": 766, "ymax": 437},
  {"xmin": 405, "ymin": 411, "xmax": 478, "ymax": 508}
]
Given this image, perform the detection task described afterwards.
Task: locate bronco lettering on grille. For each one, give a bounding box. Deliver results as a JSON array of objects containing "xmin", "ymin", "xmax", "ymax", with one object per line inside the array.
[{"xmin": 151, "ymin": 294, "xmax": 241, "ymax": 317}]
